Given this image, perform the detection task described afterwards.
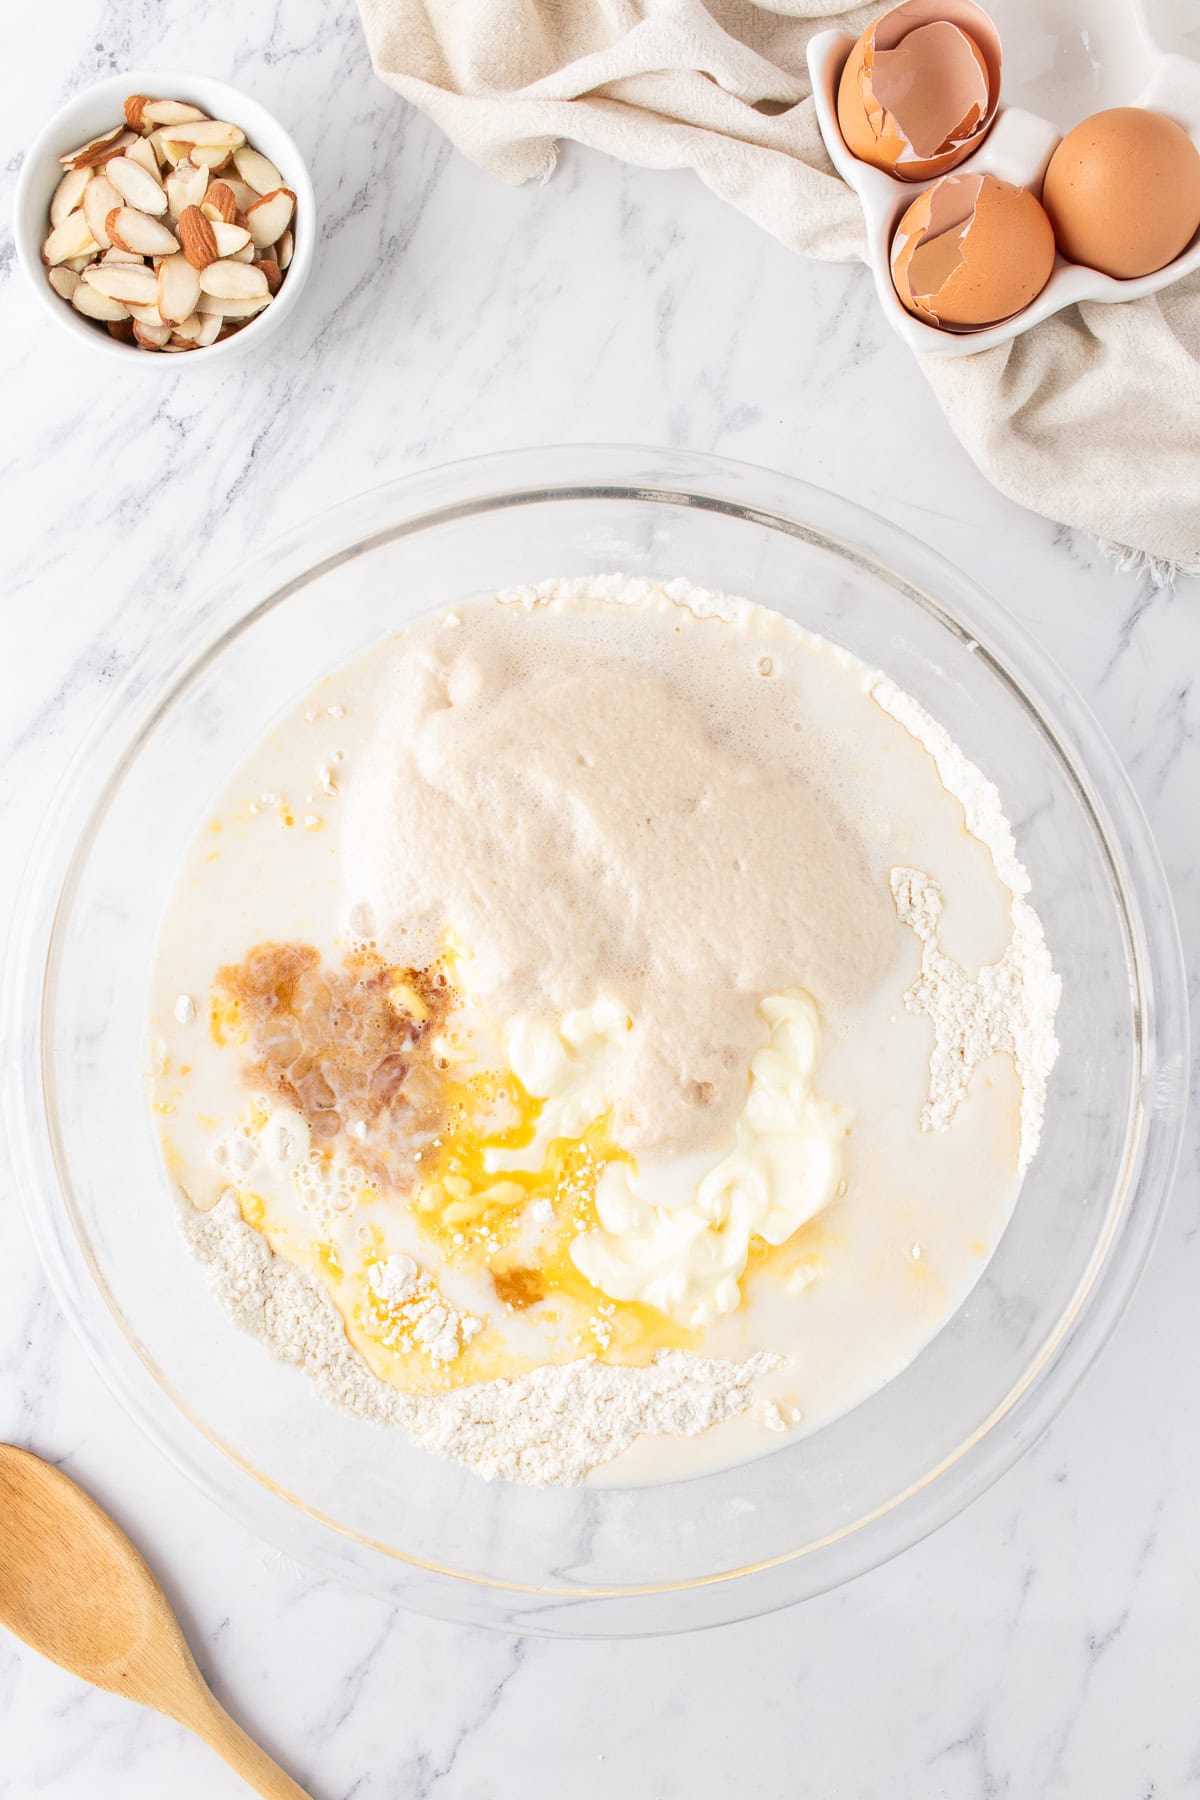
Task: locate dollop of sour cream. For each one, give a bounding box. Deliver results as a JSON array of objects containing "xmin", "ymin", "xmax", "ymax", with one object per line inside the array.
[
  {"xmin": 484, "ymin": 998, "xmax": 632, "ymax": 1171},
  {"xmin": 570, "ymin": 991, "xmax": 847, "ymax": 1327}
]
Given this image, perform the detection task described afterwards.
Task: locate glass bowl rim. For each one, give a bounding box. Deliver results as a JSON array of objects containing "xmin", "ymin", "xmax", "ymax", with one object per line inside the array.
[{"xmin": 4, "ymin": 444, "xmax": 1188, "ymax": 1633}]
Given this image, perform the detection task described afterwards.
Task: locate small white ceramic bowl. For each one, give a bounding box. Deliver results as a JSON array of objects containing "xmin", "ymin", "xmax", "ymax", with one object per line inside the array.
[{"xmin": 14, "ymin": 69, "xmax": 315, "ymax": 368}]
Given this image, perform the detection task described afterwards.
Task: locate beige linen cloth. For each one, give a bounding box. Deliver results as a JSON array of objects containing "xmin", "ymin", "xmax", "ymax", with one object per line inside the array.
[{"xmin": 359, "ymin": 0, "xmax": 1200, "ymax": 577}]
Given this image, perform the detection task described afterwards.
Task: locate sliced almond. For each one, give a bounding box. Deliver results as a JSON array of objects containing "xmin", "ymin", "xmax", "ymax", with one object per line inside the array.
[
  {"xmin": 101, "ymin": 244, "xmax": 145, "ymax": 265},
  {"xmin": 83, "ymin": 261, "xmax": 159, "ymax": 304},
  {"xmin": 175, "ymin": 316, "xmax": 224, "ymax": 349},
  {"xmin": 124, "ymin": 94, "xmax": 150, "ymax": 129},
  {"xmin": 72, "ymin": 283, "xmax": 130, "ymax": 322},
  {"xmin": 203, "ymin": 181, "xmax": 238, "ymax": 223},
  {"xmin": 221, "ymin": 176, "xmax": 260, "ymax": 213},
  {"xmin": 59, "ymin": 124, "xmax": 126, "ymax": 169},
  {"xmin": 232, "ymin": 145, "xmax": 283, "ymax": 196},
  {"xmin": 166, "ymin": 159, "xmax": 208, "ymax": 221},
  {"xmin": 126, "ymin": 134, "xmax": 162, "ymax": 182},
  {"xmin": 106, "ymin": 208, "xmax": 179, "ymax": 256},
  {"xmin": 157, "ymin": 251, "xmax": 202, "ymax": 323},
  {"xmin": 48, "ymin": 265, "xmax": 81, "ymax": 300},
  {"xmin": 129, "ymin": 139, "xmax": 161, "ymax": 185},
  {"xmin": 178, "ymin": 205, "xmax": 218, "ymax": 269},
  {"xmin": 133, "ymin": 319, "xmax": 171, "ymax": 348},
  {"xmin": 246, "ymin": 188, "xmax": 295, "ymax": 251},
  {"xmin": 198, "ymin": 258, "xmax": 268, "ymax": 300},
  {"xmin": 210, "ymin": 220, "xmax": 251, "ymax": 257},
  {"xmin": 106, "ymin": 155, "xmax": 169, "ymax": 215},
  {"xmin": 101, "ymin": 130, "xmax": 140, "ymax": 165},
  {"xmin": 62, "ymin": 253, "xmax": 96, "ymax": 273},
  {"xmin": 162, "ymin": 118, "xmax": 244, "ymax": 149},
  {"xmin": 150, "ymin": 128, "xmax": 185, "ymax": 168},
  {"xmin": 42, "ymin": 212, "xmax": 99, "ymax": 265},
  {"xmin": 108, "ymin": 317, "xmax": 136, "ymax": 342},
  {"xmin": 256, "ymin": 257, "xmax": 282, "ymax": 295},
  {"xmin": 82, "ymin": 174, "xmax": 121, "ymax": 248},
  {"xmin": 50, "ymin": 165, "xmax": 91, "ymax": 227},
  {"xmin": 126, "ymin": 300, "xmax": 166, "ymax": 326},
  {"xmin": 196, "ymin": 289, "xmax": 271, "ymax": 317},
  {"xmin": 61, "ymin": 129, "xmax": 138, "ymax": 172},
  {"xmin": 170, "ymin": 311, "xmax": 222, "ymax": 346},
  {"xmin": 229, "ymin": 241, "xmax": 257, "ymax": 263},
  {"xmin": 142, "ymin": 99, "xmax": 208, "ymax": 126},
  {"xmin": 182, "ymin": 143, "xmax": 234, "ymax": 172},
  {"xmin": 277, "ymin": 228, "xmax": 293, "ymax": 271}
]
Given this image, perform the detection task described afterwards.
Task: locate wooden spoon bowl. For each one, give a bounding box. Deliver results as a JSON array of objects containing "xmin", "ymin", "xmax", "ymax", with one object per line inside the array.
[{"xmin": 0, "ymin": 1443, "xmax": 311, "ymax": 1798}]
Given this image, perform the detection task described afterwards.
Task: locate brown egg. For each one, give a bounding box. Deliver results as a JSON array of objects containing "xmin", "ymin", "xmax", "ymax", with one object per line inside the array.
[
  {"xmin": 892, "ymin": 172, "xmax": 1056, "ymax": 329},
  {"xmin": 1042, "ymin": 107, "xmax": 1200, "ymax": 279},
  {"xmin": 836, "ymin": 0, "xmax": 1002, "ymax": 182}
]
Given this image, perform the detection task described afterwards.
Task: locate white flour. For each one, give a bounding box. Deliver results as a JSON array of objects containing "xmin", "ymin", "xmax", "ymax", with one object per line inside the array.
[
  {"xmin": 871, "ymin": 679, "xmax": 1061, "ymax": 1170},
  {"xmin": 367, "ymin": 1253, "xmax": 484, "ymax": 1366},
  {"xmin": 890, "ymin": 867, "xmax": 1057, "ymax": 1171},
  {"xmin": 181, "ymin": 1194, "xmax": 780, "ymax": 1485}
]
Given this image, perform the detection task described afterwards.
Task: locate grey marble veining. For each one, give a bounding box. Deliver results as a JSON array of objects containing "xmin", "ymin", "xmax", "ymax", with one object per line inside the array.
[{"xmin": 2, "ymin": 1, "xmax": 1199, "ymax": 1795}]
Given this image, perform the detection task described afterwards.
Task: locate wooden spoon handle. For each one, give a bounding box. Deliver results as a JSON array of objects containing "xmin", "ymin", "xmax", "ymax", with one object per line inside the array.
[{"xmin": 183, "ymin": 1688, "xmax": 313, "ymax": 1799}]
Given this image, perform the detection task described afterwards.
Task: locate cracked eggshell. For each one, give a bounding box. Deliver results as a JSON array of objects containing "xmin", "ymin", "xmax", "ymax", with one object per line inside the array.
[
  {"xmin": 892, "ymin": 172, "xmax": 1056, "ymax": 330},
  {"xmin": 836, "ymin": 0, "xmax": 1001, "ymax": 182}
]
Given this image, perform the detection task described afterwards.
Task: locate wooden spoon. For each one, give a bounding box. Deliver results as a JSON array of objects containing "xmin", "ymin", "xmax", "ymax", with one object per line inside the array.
[{"xmin": 0, "ymin": 1444, "xmax": 311, "ymax": 1798}]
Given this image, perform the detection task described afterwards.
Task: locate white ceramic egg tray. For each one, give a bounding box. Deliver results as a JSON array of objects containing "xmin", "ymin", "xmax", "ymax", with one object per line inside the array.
[{"xmin": 807, "ymin": 1, "xmax": 1200, "ymax": 356}]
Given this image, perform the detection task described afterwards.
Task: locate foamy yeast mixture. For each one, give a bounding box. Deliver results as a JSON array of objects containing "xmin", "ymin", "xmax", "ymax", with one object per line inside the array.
[{"xmin": 148, "ymin": 577, "xmax": 1060, "ymax": 1485}]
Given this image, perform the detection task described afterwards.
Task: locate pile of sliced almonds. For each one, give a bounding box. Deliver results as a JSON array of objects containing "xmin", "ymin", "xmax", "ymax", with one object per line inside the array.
[{"xmin": 43, "ymin": 95, "xmax": 296, "ymax": 353}]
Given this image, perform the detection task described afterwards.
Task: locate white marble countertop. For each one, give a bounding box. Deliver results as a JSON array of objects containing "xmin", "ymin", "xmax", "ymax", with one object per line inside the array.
[{"xmin": 2, "ymin": 4, "xmax": 1198, "ymax": 1796}]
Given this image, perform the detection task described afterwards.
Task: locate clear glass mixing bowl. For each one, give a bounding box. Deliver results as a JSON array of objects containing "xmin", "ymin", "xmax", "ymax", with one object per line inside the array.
[{"xmin": 4, "ymin": 447, "xmax": 1187, "ymax": 1636}]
